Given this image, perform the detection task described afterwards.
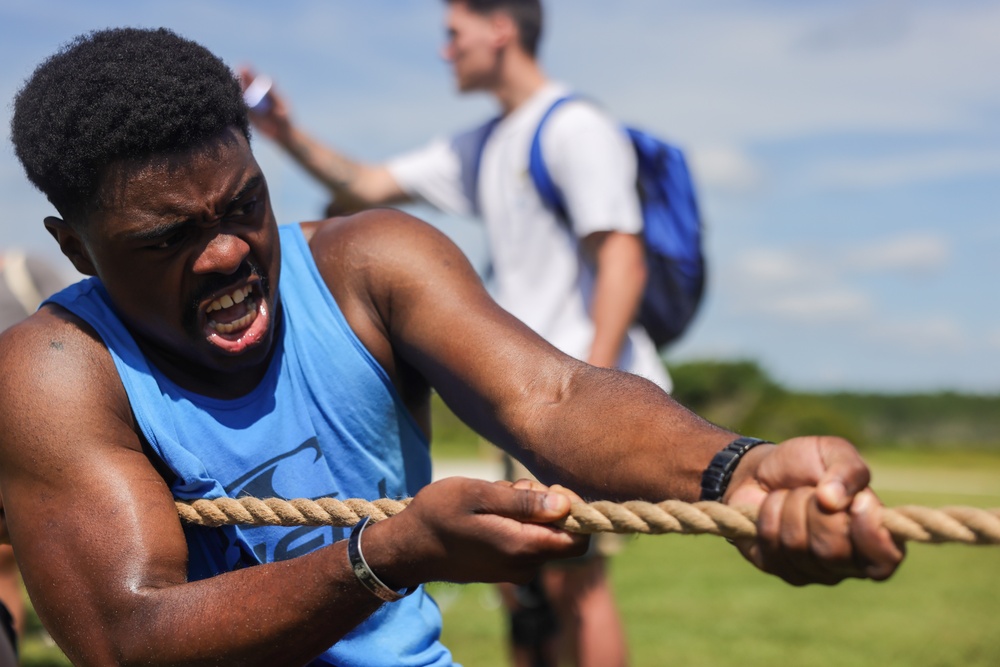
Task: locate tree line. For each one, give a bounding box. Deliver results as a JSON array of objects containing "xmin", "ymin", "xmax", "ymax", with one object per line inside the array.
[{"xmin": 669, "ymin": 360, "xmax": 1000, "ymax": 451}]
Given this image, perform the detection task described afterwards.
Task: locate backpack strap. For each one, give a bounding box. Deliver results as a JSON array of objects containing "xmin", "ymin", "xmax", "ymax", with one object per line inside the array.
[
  {"xmin": 470, "ymin": 116, "xmax": 502, "ymax": 216},
  {"xmin": 528, "ymin": 94, "xmax": 579, "ymax": 225},
  {"xmin": 473, "ymin": 94, "xmax": 578, "ymax": 219}
]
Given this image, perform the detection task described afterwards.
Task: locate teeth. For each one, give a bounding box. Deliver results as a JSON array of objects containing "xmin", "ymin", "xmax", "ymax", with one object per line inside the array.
[
  {"xmin": 208, "ymin": 300, "xmax": 258, "ymax": 334},
  {"xmin": 206, "ymin": 285, "xmax": 254, "ymax": 313}
]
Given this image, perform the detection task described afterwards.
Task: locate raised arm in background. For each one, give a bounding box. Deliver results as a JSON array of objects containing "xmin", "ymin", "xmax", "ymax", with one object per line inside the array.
[{"xmin": 240, "ymin": 68, "xmax": 408, "ymax": 214}]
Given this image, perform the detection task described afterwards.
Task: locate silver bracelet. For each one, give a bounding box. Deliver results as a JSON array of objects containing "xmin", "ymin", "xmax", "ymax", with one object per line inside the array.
[{"xmin": 347, "ymin": 516, "xmax": 415, "ymax": 603}]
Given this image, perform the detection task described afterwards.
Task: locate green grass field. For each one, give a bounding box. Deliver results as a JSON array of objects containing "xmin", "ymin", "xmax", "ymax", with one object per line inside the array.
[
  {"xmin": 18, "ymin": 449, "xmax": 1000, "ymax": 666},
  {"xmin": 432, "ymin": 533, "xmax": 1000, "ymax": 667},
  {"xmin": 433, "ymin": 449, "xmax": 1000, "ymax": 667}
]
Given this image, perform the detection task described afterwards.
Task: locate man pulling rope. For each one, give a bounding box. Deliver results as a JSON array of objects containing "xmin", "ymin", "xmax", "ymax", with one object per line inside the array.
[{"xmin": 1, "ymin": 27, "xmax": 903, "ymax": 667}]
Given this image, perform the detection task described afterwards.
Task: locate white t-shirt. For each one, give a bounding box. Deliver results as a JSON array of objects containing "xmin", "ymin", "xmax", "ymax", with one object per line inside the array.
[{"xmin": 388, "ymin": 82, "xmax": 670, "ymax": 391}]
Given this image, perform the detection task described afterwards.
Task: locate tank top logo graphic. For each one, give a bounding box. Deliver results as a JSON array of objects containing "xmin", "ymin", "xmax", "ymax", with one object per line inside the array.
[{"xmin": 224, "ymin": 437, "xmax": 344, "ymax": 561}]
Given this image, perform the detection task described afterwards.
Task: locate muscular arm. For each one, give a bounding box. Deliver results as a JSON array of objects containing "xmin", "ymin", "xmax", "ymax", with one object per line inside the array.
[
  {"xmin": 0, "ymin": 309, "xmax": 583, "ymax": 665},
  {"xmin": 314, "ymin": 211, "xmax": 730, "ymax": 503},
  {"xmin": 314, "ymin": 210, "xmax": 903, "ymax": 585},
  {"xmin": 580, "ymin": 231, "xmax": 647, "ymax": 369}
]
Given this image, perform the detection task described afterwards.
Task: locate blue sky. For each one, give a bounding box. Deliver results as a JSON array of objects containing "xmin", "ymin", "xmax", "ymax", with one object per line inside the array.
[{"xmin": 1, "ymin": 0, "xmax": 998, "ymax": 393}]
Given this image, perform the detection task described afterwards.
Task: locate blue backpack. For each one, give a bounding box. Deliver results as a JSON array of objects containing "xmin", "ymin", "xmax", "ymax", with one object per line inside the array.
[{"xmin": 475, "ymin": 95, "xmax": 706, "ymax": 349}]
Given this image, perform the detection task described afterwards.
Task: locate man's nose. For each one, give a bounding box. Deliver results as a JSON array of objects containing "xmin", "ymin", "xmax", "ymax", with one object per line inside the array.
[
  {"xmin": 441, "ymin": 41, "xmax": 456, "ymax": 62},
  {"xmin": 193, "ymin": 233, "xmax": 250, "ymax": 275}
]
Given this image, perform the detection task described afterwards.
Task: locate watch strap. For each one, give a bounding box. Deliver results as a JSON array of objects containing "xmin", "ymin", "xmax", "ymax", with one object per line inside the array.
[{"xmin": 699, "ymin": 437, "xmax": 773, "ymax": 502}]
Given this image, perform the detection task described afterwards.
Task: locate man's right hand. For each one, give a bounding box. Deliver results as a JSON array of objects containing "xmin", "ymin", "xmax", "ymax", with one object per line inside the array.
[
  {"xmin": 235, "ymin": 81, "xmax": 409, "ymax": 211},
  {"xmin": 362, "ymin": 477, "xmax": 589, "ymax": 589},
  {"xmin": 238, "ymin": 67, "xmax": 293, "ymax": 144}
]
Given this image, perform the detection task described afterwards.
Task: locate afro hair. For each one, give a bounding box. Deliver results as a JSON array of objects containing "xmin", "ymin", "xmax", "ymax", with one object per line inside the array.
[{"xmin": 11, "ymin": 27, "xmax": 251, "ymax": 219}]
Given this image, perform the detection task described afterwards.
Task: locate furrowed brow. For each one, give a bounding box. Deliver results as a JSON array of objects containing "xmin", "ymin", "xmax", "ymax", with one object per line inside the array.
[
  {"xmin": 124, "ymin": 174, "xmax": 263, "ymax": 242},
  {"xmin": 124, "ymin": 218, "xmax": 189, "ymax": 243},
  {"xmin": 230, "ymin": 175, "xmax": 262, "ymax": 204}
]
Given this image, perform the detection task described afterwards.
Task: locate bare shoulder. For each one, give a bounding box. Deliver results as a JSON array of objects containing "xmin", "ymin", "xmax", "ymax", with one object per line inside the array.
[
  {"xmin": 304, "ymin": 209, "xmax": 481, "ymax": 312},
  {"xmin": 0, "ymin": 304, "xmax": 135, "ymax": 464},
  {"xmin": 294, "ymin": 210, "xmax": 499, "ymax": 397},
  {"xmin": 305, "ymin": 208, "xmax": 464, "ymax": 270},
  {"xmin": 0, "ymin": 304, "xmax": 122, "ymax": 394}
]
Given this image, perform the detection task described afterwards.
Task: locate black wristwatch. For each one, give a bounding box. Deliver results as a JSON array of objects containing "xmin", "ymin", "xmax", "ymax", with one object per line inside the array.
[{"xmin": 699, "ymin": 437, "xmax": 773, "ymax": 502}]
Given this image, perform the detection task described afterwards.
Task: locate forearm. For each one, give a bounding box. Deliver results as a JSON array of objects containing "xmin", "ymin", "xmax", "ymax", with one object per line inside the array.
[
  {"xmin": 276, "ymin": 125, "xmax": 402, "ymax": 209},
  {"xmin": 10, "ymin": 461, "xmax": 389, "ymax": 665},
  {"xmin": 586, "ymin": 232, "xmax": 646, "ymax": 368},
  {"xmin": 587, "ymin": 265, "xmax": 644, "ymax": 369},
  {"xmin": 278, "ymin": 125, "xmax": 362, "ymax": 193},
  {"xmin": 23, "ymin": 477, "xmax": 582, "ymax": 666},
  {"xmin": 101, "ymin": 482, "xmax": 585, "ymax": 666},
  {"xmin": 39, "ymin": 539, "xmax": 384, "ymax": 667},
  {"xmin": 502, "ymin": 360, "xmax": 736, "ymax": 503}
]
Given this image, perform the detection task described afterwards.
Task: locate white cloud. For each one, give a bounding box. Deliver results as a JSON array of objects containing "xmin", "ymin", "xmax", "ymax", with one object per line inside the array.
[
  {"xmin": 730, "ymin": 234, "xmax": 952, "ymax": 294},
  {"xmin": 866, "ymin": 316, "xmax": 966, "ymax": 351},
  {"xmin": 720, "ymin": 238, "xmax": 958, "ymax": 331},
  {"xmin": 795, "ymin": 0, "xmax": 911, "ymax": 53},
  {"xmin": 734, "ymin": 248, "xmax": 816, "ymax": 285},
  {"xmin": 807, "ymin": 149, "xmax": 1000, "ymax": 191},
  {"xmin": 753, "ymin": 290, "xmax": 873, "ymax": 323},
  {"xmin": 689, "ymin": 146, "xmax": 764, "ymax": 194},
  {"xmin": 724, "ymin": 247, "xmax": 870, "ymax": 324},
  {"xmin": 845, "ymin": 233, "xmax": 951, "ymax": 273}
]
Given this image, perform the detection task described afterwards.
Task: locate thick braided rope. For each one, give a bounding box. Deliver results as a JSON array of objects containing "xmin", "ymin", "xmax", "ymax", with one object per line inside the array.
[{"xmin": 175, "ymin": 497, "xmax": 1000, "ymax": 545}]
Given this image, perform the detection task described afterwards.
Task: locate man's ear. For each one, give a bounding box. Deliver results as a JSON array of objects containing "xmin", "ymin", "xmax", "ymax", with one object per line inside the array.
[
  {"xmin": 490, "ymin": 11, "xmax": 518, "ymax": 50},
  {"xmin": 44, "ymin": 216, "xmax": 97, "ymax": 276}
]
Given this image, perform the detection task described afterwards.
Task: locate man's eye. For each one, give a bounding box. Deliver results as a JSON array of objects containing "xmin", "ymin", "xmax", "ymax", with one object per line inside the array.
[
  {"xmin": 232, "ymin": 200, "xmax": 258, "ymax": 218},
  {"xmin": 152, "ymin": 230, "xmax": 186, "ymax": 250}
]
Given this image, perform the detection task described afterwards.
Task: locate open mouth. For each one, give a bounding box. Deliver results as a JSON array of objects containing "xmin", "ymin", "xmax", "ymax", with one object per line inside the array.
[
  {"xmin": 201, "ymin": 282, "xmax": 270, "ymax": 353},
  {"xmin": 206, "ymin": 285, "xmax": 257, "ymax": 334}
]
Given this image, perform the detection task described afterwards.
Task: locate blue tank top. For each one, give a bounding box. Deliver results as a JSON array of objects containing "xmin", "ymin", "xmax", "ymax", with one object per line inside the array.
[{"xmin": 46, "ymin": 223, "xmax": 454, "ymax": 667}]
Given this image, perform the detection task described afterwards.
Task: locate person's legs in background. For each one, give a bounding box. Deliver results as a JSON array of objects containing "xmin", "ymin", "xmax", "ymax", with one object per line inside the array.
[
  {"xmin": 0, "ymin": 545, "xmax": 23, "ymax": 666},
  {"xmin": 499, "ymin": 452, "xmax": 629, "ymax": 667},
  {"xmin": 498, "ymin": 574, "xmax": 560, "ymax": 667},
  {"xmin": 542, "ymin": 553, "xmax": 628, "ymax": 667}
]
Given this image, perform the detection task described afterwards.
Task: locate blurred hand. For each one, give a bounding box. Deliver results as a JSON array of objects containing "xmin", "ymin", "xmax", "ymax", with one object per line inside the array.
[
  {"xmin": 725, "ymin": 436, "xmax": 905, "ymax": 586},
  {"xmin": 238, "ymin": 67, "xmax": 293, "ymax": 143},
  {"xmin": 378, "ymin": 477, "xmax": 589, "ymax": 587}
]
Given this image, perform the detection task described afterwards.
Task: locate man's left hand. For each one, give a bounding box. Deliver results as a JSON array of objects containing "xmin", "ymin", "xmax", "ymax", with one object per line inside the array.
[{"xmin": 724, "ymin": 436, "xmax": 905, "ymax": 586}]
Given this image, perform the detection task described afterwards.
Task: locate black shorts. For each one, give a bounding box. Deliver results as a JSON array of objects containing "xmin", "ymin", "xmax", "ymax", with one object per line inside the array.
[{"xmin": 0, "ymin": 601, "xmax": 16, "ymax": 656}]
